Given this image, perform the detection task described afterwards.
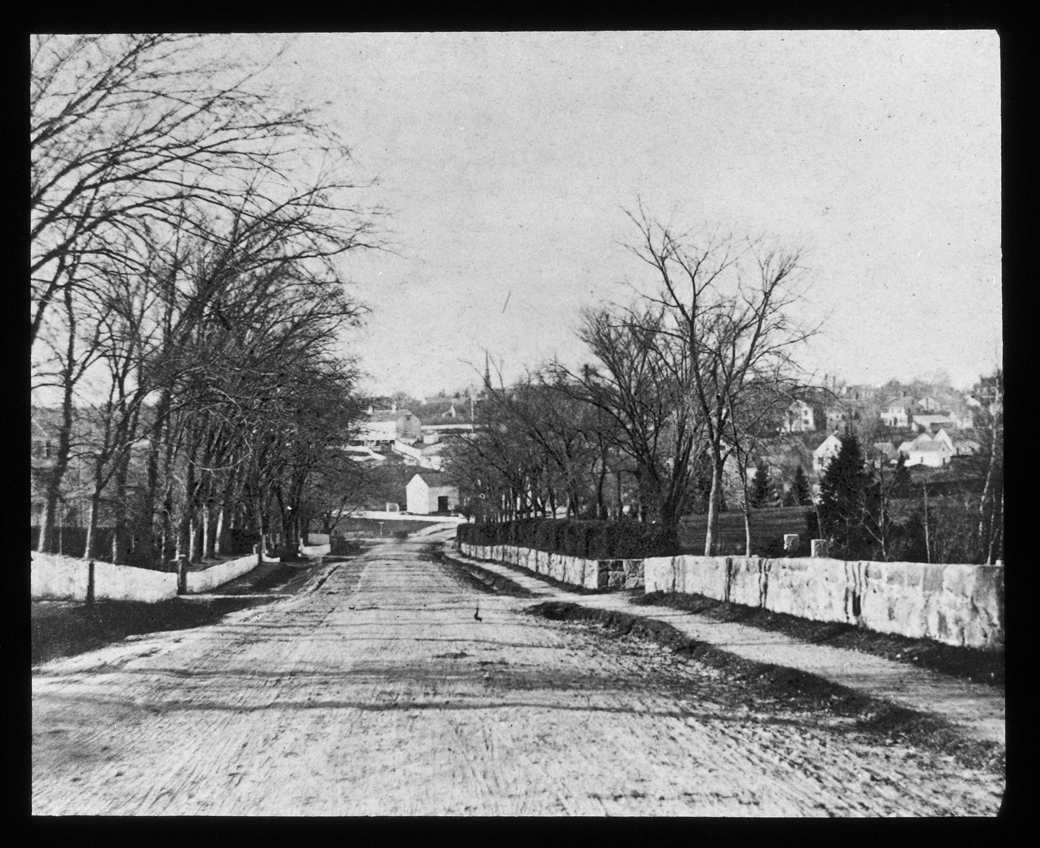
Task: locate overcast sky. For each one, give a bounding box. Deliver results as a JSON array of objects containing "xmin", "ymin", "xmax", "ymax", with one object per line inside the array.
[{"xmin": 274, "ymin": 31, "xmax": 1000, "ymax": 399}]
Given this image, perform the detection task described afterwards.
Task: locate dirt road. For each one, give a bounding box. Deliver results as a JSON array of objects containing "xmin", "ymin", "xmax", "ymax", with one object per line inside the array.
[{"xmin": 32, "ymin": 537, "xmax": 1003, "ymax": 816}]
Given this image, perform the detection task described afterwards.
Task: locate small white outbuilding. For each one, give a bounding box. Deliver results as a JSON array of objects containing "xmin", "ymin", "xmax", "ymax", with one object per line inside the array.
[{"xmin": 405, "ymin": 471, "xmax": 459, "ymax": 515}]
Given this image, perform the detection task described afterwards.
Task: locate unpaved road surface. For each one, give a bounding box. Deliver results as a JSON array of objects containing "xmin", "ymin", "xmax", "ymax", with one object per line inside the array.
[{"xmin": 33, "ymin": 537, "xmax": 1002, "ymax": 816}]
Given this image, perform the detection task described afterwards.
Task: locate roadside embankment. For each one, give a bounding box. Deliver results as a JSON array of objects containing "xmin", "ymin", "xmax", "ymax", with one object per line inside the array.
[{"xmin": 455, "ymin": 539, "xmax": 1004, "ymax": 650}]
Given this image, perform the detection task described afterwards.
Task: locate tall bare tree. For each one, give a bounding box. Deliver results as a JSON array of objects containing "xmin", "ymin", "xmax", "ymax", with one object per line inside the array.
[
  {"xmin": 552, "ymin": 304, "xmax": 704, "ymax": 529},
  {"xmin": 624, "ymin": 204, "xmax": 814, "ymax": 555}
]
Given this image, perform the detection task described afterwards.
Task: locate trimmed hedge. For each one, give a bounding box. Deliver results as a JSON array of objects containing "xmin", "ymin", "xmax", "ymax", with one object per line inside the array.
[{"xmin": 457, "ymin": 519, "xmax": 679, "ymax": 560}]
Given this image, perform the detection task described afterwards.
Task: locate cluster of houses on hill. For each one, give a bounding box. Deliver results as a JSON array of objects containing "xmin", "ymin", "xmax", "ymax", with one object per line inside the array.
[
  {"xmin": 357, "ymin": 380, "xmax": 989, "ymax": 515},
  {"xmin": 748, "ymin": 379, "xmax": 990, "ymax": 503},
  {"xmin": 781, "ymin": 381, "xmax": 975, "ymax": 437},
  {"xmin": 340, "ymin": 394, "xmax": 481, "ymax": 514},
  {"xmin": 807, "ymin": 385, "xmax": 983, "ymax": 482}
]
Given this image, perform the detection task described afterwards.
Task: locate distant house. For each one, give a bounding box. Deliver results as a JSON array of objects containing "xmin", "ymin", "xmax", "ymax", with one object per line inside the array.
[
  {"xmin": 880, "ymin": 396, "xmax": 918, "ymax": 428},
  {"xmin": 917, "ymin": 396, "xmax": 944, "ymax": 413},
  {"xmin": 812, "ymin": 433, "xmax": 843, "ymax": 475},
  {"xmin": 841, "ymin": 384, "xmax": 882, "ymax": 402},
  {"xmin": 415, "ymin": 397, "xmax": 478, "ymax": 443},
  {"xmin": 898, "ymin": 431, "xmax": 954, "ymax": 468},
  {"xmin": 783, "ymin": 399, "xmax": 817, "ymax": 433},
  {"xmin": 948, "ymin": 431, "xmax": 981, "ymax": 458},
  {"xmin": 823, "ymin": 405, "xmax": 850, "ymax": 429},
  {"xmin": 870, "ymin": 441, "xmax": 899, "ymax": 465},
  {"xmin": 356, "ymin": 407, "xmax": 422, "ymax": 446},
  {"xmin": 911, "ymin": 413, "xmax": 957, "ymax": 434},
  {"xmin": 405, "ymin": 471, "xmax": 459, "ymax": 514}
]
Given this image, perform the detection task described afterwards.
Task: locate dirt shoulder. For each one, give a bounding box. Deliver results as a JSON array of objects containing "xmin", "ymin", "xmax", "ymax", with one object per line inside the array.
[
  {"xmin": 31, "ymin": 556, "xmax": 338, "ymax": 667},
  {"xmin": 526, "ymin": 600, "xmax": 1004, "ymax": 778}
]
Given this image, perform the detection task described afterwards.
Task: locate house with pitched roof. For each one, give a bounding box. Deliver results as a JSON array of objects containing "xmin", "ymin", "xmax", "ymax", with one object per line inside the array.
[
  {"xmin": 912, "ymin": 413, "xmax": 958, "ymax": 434},
  {"xmin": 880, "ymin": 396, "xmax": 918, "ymax": 428},
  {"xmin": 812, "ymin": 432, "xmax": 843, "ymax": 475},
  {"xmin": 870, "ymin": 440, "xmax": 899, "ymax": 465},
  {"xmin": 356, "ymin": 406, "xmax": 422, "ymax": 446},
  {"xmin": 782, "ymin": 399, "xmax": 817, "ymax": 433},
  {"xmin": 405, "ymin": 471, "xmax": 459, "ymax": 514},
  {"xmin": 898, "ymin": 430, "xmax": 955, "ymax": 468}
]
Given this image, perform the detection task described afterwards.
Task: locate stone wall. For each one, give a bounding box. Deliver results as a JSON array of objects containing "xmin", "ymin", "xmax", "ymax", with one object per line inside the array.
[
  {"xmin": 457, "ymin": 542, "xmax": 644, "ymax": 591},
  {"xmin": 643, "ymin": 554, "xmax": 1004, "ymax": 650},
  {"xmin": 183, "ymin": 554, "xmax": 264, "ymax": 594},
  {"xmin": 31, "ymin": 552, "xmax": 264, "ymax": 603}
]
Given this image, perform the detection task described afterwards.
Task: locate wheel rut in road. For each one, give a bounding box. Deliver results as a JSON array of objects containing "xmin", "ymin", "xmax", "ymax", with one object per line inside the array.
[{"xmin": 32, "ymin": 538, "xmax": 1003, "ymax": 816}]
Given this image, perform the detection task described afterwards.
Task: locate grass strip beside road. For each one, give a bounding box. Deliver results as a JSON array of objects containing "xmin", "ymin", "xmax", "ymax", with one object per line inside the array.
[
  {"xmin": 525, "ymin": 600, "xmax": 1005, "ymax": 778},
  {"xmin": 634, "ymin": 591, "xmax": 1004, "ymax": 688}
]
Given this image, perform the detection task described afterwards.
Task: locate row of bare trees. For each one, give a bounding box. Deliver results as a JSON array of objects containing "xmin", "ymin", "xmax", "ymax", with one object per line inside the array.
[
  {"xmin": 447, "ymin": 207, "xmax": 815, "ymax": 556},
  {"xmin": 31, "ymin": 35, "xmax": 378, "ymax": 565}
]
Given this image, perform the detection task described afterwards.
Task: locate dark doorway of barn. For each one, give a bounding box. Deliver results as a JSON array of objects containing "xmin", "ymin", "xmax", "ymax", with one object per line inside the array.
[{"xmin": 437, "ymin": 496, "xmax": 449, "ymax": 513}]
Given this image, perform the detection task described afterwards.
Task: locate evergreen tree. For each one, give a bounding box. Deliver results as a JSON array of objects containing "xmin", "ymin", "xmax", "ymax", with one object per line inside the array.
[
  {"xmin": 813, "ymin": 434, "xmax": 872, "ymax": 558},
  {"xmin": 891, "ymin": 453, "xmax": 911, "ymax": 498},
  {"xmin": 750, "ymin": 464, "xmax": 771, "ymax": 508},
  {"xmin": 793, "ymin": 464, "xmax": 812, "ymax": 506}
]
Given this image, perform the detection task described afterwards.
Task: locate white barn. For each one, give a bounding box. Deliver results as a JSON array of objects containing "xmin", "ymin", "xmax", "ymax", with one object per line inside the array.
[{"xmin": 405, "ymin": 472, "xmax": 459, "ymax": 515}]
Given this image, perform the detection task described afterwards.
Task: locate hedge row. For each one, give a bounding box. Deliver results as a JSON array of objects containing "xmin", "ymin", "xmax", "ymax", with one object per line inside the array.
[{"xmin": 457, "ymin": 519, "xmax": 680, "ymax": 560}]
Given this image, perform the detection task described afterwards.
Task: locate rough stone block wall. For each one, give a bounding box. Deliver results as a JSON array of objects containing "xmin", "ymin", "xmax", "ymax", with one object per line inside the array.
[
  {"xmin": 644, "ymin": 553, "xmax": 1003, "ymax": 649},
  {"xmin": 459, "ymin": 543, "xmax": 643, "ymax": 591}
]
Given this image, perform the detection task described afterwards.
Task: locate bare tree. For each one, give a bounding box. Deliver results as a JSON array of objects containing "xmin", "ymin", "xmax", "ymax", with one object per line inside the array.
[
  {"xmin": 623, "ymin": 204, "xmax": 814, "ymax": 555},
  {"xmin": 31, "ymin": 34, "xmax": 378, "ymax": 349},
  {"xmin": 722, "ymin": 374, "xmax": 794, "ymax": 556},
  {"xmin": 552, "ymin": 304, "xmax": 704, "ymax": 530}
]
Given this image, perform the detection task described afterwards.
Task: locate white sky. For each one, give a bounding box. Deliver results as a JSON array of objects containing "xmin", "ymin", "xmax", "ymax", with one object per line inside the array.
[{"xmin": 272, "ymin": 31, "xmax": 1000, "ymax": 398}]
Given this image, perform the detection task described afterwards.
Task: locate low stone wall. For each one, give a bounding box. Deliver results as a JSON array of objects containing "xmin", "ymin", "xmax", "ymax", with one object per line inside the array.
[
  {"xmin": 306, "ymin": 533, "xmax": 331, "ymax": 545},
  {"xmin": 31, "ymin": 552, "xmax": 263, "ymax": 603},
  {"xmin": 457, "ymin": 542, "xmax": 644, "ymax": 591},
  {"xmin": 183, "ymin": 554, "xmax": 263, "ymax": 594},
  {"xmin": 643, "ymin": 555, "xmax": 1004, "ymax": 650}
]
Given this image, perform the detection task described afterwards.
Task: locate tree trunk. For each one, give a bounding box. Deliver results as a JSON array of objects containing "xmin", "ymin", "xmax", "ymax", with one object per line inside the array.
[
  {"xmin": 203, "ymin": 496, "xmax": 217, "ymax": 560},
  {"xmin": 595, "ymin": 456, "xmax": 607, "ymax": 520},
  {"xmin": 987, "ymin": 487, "xmax": 1003, "ymax": 565},
  {"xmin": 922, "ymin": 484, "xmax": 931, "ymax": 564},
  {"xmin": 976, "ymin": 409, "xmax": 1000, "ymax": 547},
  {"xmin": 84, "ymin": 491, "xmax": 102, "ymax": 561},
  {"xmin": 190, "ymin": 514, "xmax": 203, "ymax": 563},
  {"xmin": 37, "ymin": 405, "xmax": 75, "ymax": 555},
  {"xmin": 704, "ymin": 453, "xmax": 724, "ymax": 556},
  {"xmin": 743, "ymin": 507, "xmax": 752, "ymax": 558},
  {"xmin": 111, "ymin": 451, "xmax": 130, "ymax": 564},
  {"xmin": 177, "ymin": 457, "xmax": 195, "ymax": 562},
  {"xmin": 139, "ymin": 389, "xmax": 170, "ymax": 562}
]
